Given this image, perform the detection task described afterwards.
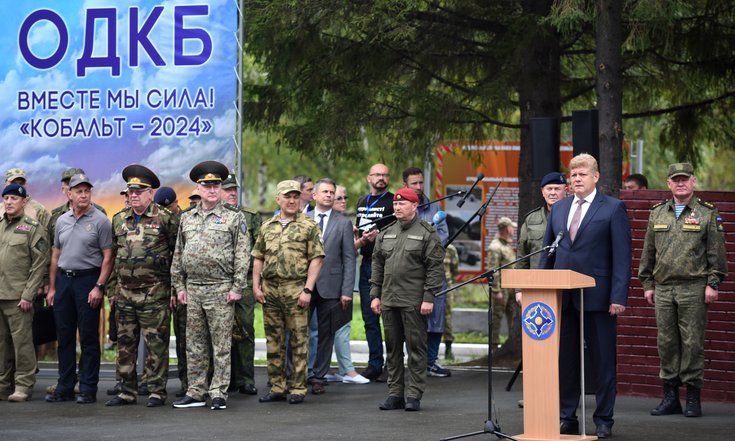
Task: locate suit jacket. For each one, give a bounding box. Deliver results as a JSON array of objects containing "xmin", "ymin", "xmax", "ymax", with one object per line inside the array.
[
  {"xmin": 539, "ymin": 190, "xmax": 631, "ymax": 311},
  {"xmin": 309, "ymin": 210, "xmax": 356, "ymax": 298}
]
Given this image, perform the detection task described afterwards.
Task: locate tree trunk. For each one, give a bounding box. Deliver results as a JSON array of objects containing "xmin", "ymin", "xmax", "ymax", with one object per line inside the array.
[{"xmin": 595, "ymin": 0, "xmax": 623, "ymax": 196}]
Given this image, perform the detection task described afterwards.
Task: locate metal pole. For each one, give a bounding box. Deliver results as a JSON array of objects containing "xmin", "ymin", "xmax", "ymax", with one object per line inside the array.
[
  {"xmin": 579, "ymin": 288, "xmax": 587, "ymax": 437},
  {"xmin": 236, "ymin": 0, "xmax": 245, "ymax": 206}
]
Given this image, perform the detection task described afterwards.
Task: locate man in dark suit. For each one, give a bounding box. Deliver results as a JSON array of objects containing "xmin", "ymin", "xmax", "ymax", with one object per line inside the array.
[
  {"xmin": 539, "ymin": 153, "xmax": 631, "ymax": 439},
  {"xmin": 307, "ymin": 178, "xmax": 357, "ymax": 395}
]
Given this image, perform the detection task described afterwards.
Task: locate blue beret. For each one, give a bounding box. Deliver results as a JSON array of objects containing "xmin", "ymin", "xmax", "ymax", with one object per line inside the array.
[
  {"xmin": 540, "ymin": 172, "xmax": 566, "ymax": 188},
  {"xmin": 2, "ymin": 183, "xmax": 27, "ymax": 198},
  {"xmin": 154, "ymin": 187, "xmax": 177, "ymax": 207}
]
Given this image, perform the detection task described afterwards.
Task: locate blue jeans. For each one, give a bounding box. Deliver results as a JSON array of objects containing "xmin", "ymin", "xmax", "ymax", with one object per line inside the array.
[
  {"xmin": 54, "ymin": 270, "xmax": 101, "ymax": 396},
  {"xmin": 334, "ymin": 323, "xmax": 353, "ymax": 374},
  {"xmin": 427, "ymin": 332, "xmax": 443, "ymax": 367},
  {"xmin": 359, "ymin": 259, "xmax": 383, "ymax": 371}
]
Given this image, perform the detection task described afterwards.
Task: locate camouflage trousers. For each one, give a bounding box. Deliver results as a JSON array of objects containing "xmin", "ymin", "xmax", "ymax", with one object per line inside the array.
[
  {"xmin": 230, "ymin": 284, "xmax": 255, "ymax": 388},
  {"xmin": 492, "ymin": 288, "xmax": 519, "ymax": 346},
  {"xmin": 185, "ymin": 282, "xmax": 233, "ymax": 400},
  {"xmin": 655, "ymin": 280, "xmax": 708, "ymax": 387},
  {"xmin": 383, "ymin": 305, "xmax": 428, "ymax": 400},
  {"xmin": 262, "ymin": 278, "xmax": 309, "ymax": 396},
  {"xmin": 172, "ymin": 302, "xmax": 187, "ymax": 390},
  {"xmin": 115, "ymin": 291, "xmax": 170, "ymax": 401}
]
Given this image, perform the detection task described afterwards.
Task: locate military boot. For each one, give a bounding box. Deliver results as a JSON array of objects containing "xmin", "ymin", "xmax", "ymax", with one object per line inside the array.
[
  {"xmin": 445, "ymin": 342, "xmax": 454, "ymax": 360},
  {"xmin": 684, "ymin": 384, "xmax": 702, "ymax": 417},
  {"xmin": 650, "ymin": 382, "xmax": 682, "ymax": 416}
]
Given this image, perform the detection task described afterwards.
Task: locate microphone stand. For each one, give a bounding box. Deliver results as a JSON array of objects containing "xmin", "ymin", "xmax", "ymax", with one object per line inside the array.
[
  {"xmin": 357, "ymin": 191, "xmax": 464, "ymax": 231},
  {"xmin": 445, "ymin": 182, "xmax": 501, "ymax": 248},
  {"xmin": 437, "ymin": 244, "xmax": 557, "ymax": 441}
]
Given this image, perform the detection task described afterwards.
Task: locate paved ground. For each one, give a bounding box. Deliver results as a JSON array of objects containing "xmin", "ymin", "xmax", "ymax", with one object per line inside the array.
[{"xmin": 3, "ymin": 364, "xmax": 733, "ymax": 440}]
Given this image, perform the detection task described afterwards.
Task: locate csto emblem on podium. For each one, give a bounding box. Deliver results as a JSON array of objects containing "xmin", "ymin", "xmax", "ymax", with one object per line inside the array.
[{"xmin": 522, "ymin": 302, "xmax": 556, "ymax": 340}]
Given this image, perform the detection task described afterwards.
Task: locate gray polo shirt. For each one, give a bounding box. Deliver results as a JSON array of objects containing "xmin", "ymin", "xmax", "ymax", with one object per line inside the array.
[{"xmin": 54, "ymin": 205, "xmax": 113, "ymax": 270}]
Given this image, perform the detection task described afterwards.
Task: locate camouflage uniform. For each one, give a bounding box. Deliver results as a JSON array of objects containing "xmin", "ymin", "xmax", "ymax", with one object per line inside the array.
[
  {"xmin": 0, "ymin": 214, "xmax": 48, "ymax": 397},
  {"xmin": 638, "ymin": 196, "xmax": 727, "ymax": 387},
  {"xmin": 370, "ymin": 217, "xmax": 445, "ymax": 401},
  {"xmin": 442, "ymin": 244, "xmax": 460, "ymax": 345},
  {"xmin": 112, "ymin": 202, "xmax": 178, "ymax": 402},
  {"xmin": 171, "ymin": 200, "xmax": 250, "ymax": 401},
  {"xmin": 487, "ymin": 235, "xmax": 518, "ymax": 347},
  {"xmin": 251, "ymin": 212, "xmax": 324, "ymax": 397},
  {"xmin": 230, "ymin": 206, "xmax": 261, "ymax": 390}
]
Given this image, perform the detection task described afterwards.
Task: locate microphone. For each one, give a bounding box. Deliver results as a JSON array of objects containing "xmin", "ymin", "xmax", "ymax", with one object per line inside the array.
[
  {"xmin": 456, "ymin": 173, "xmax": 484, "ymax": 208},
  {"xmin": 547, "ymin": 231, "xmax": 564, "ymax": 256},
  {"xmin": 432, "ymin": 210, "xmax": 447, "ymax": 226}
]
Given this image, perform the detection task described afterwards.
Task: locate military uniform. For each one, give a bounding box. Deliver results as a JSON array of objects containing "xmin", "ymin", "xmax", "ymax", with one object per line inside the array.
[
  {"xmin": 230, "ymin": 205, "xmax": 261, "ymax": 391},
  {"xmin": 0, "ymin": 203, "xmax": 48, "ymax": 399},
  {"xmin": 639, "ymin": 196, "xmax": 727, "ymax": 388},
  {"xmin": 251, "ymin": 211, "xmax": 324, "ymax": 397},
  {"xmin": 516, "ymin": 206, "xmax": 548, "ymax": 272},
  {"xmin": 171, "ymin": 199, "xmax": 250, "ymax": 402},
  {"xmin": 111, "ymin": 200, "xmax": 178, "ymax": 404},
  {"xmin": 487, "ymin": 234, "xmax": 518, "ymax": 347},
  {"xmin": 442, "ymin": 244, "xmax": 459, "ymax": 350},
  {"xmin": 370, "ymin": 216, "xmax": 445, "ymax": 402}
]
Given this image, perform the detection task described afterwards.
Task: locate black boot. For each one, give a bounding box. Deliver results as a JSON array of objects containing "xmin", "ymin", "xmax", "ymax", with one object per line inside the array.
[
  {"xmin": 445, "ymin": 342, "xmax": 454, "ymax": 360},
  {"xmin": 650, "ymin": 382, "xmax": 682, "ymax": 416},
  {"xmin": 684, "ymin": 384, "xmax": 702, "ymax": 417}
]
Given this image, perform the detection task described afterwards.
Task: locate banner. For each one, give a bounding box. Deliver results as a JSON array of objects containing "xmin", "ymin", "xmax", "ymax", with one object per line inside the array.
[{"xmin": 0, "ymin": 1, "xmax": 237, "ymax": 214}]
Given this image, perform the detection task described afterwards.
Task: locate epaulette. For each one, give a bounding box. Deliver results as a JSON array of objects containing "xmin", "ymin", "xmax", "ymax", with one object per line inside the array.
[
  {"xmin": 23, "ymin": 216, "xmax": 39, "ymax": 227},
  {"xmin": 418, "ymin": 219, "xmax": 436, "ymax": 233},
  {"xmin": 223, "ymin": 203, "xmax": 240, "ymax": 212},
  {"xmin": 697, "ymin": 198, "xmax": 716, "ymax": 209},
  {"xmin": 651, "ymin": 200, "xmax": 667, "ymax": 210},
  {"xmin": 112, "ymin": 207, "xmax": 127, "ymax": 218}
]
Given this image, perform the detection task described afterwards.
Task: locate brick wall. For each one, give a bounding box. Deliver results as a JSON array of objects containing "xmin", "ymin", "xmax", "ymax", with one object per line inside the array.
[{"xmin": 618, "ymin": 189, "xmax": 735, "ymax": 403}]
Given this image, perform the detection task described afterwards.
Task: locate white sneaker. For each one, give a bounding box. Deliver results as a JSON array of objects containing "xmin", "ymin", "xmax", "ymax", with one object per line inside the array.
[
  {"xmin": 325, "ymin": 373, "xmax": 344, "ymax": 383},
  {"xmin": 342, "ymin": 374, "xmax": 370, "ymax": 384}
]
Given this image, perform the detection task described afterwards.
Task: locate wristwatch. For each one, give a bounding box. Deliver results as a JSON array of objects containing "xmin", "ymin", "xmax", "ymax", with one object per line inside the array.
[
  {"xmin": 707, "ymin": 280, "xmax": 720, "ymax": 290},
  {"xmin": 303, "ymin": 287, "xmax": 313, "ymax": 295},
  {"xmin": 95, "ymin": 283, "xmax": 106, "ymax": 292}
]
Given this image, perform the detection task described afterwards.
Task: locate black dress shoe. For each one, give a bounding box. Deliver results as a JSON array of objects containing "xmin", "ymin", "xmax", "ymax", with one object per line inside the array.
[
  {"xmin": 405, "ymin": 398, "xmax": 421, "ymax": 411},
  {"xmin": 559, "ymin": 420, "xmax": 579, "ymax": 435},
  {"xmin": 239, "ymin": 384, "xmax": 258, "ymax": 395},
  {"xmin": 595, "ymin": 424, "xmax": 612, "ymax": 439},
  {"xmin": 379, "ymin": 396, "xmax": 405, "ymax": 410},
  {"xmin": 258, "ymin": 392, "xmax": 286, "ymax": 403},
  {"xmin": 146, "ymin": 397, "xmax": 165, "ymax": 408},
  {"xmin": 288, "ymin": 394, "xmax": 305, "ymax": 404},
  {"xmin": 76, "ymin": 394, "xmax": 96, "ymax": 404},
  {"xmin": 105, "ymin": 396, "xmax": 135, "ymax": 406},
  {"xmin": 45, "ymin": 392, "xmax": 75, "ymax": 403}
]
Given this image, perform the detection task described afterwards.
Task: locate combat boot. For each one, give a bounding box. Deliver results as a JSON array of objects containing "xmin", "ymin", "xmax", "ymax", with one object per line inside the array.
[
  {"xmin": 684, "ymin": 384, "xmax": 702, "ymax": 417},
  {"xmin": 445, "ymin": 342, "xmax": 454, "ymax": 360},
  {"xmin": 650, "ymin": 382, "xmax": 682, "ymax": 416}
]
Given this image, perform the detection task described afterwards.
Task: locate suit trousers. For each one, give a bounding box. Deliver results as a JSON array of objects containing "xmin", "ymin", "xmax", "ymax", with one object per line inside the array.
[
  {"xmin": 54, "ymin": 271, "xmax": 101, "ymax": 396},
  {"xmin": 559, "ymin": 306, "xmax": 618, "ymax": 427},
  {"xmin": 310, "ymin": 289, "xmax": 341, "ymax": 383},
  {"xmin": 383, "ymin": 305, "xmax": 428, "ymax": 400}
]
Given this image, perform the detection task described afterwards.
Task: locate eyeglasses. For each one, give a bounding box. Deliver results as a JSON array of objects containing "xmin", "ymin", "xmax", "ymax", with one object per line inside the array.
[
  {"xmin": 336, "ymin": 196, "xmax": 348, "ymax": 201},
  {"xmin": 129, "ymin": 189, "xmax": 151, "ymax": 196},
  {"xmin": 368, "ymin": 173, "xmax": 390, "ymax": 178}
]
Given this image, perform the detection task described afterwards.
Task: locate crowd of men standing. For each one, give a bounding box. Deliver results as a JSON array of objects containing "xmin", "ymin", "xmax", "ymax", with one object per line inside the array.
[{"xmin": 0, "ymin": 156, "xmax": 727, "ymax": 426}]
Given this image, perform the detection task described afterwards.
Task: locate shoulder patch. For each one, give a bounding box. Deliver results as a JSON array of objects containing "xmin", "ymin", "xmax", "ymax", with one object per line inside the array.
[{"xmin": 697, "ymin": 198, "xmax": 715, "ymax": 209}]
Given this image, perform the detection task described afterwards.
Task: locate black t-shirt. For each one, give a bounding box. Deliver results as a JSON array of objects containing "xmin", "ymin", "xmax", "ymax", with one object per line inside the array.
[{"xmin": 355, "ymin": 191, "xmax": 394, "ymax": 259}]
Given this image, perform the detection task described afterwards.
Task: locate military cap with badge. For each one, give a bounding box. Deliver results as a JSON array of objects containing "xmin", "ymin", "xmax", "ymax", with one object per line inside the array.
[
  {"xmin": 122, "ymin": 164, "xmax": 161, "ymax": 190},
  {"xmin": 189, "ymin": 160, "xmax": 229, "ymax": 184}
]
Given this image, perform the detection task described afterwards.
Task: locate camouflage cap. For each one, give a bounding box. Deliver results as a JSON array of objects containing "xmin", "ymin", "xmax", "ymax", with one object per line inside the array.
[
  {"xmin": 497, "ymin": 217, "xmax": 517, "ymax": 229},
  {"xmin": 667, "ymin": 162, "xmax": 694, "ymax": 179},
  {"xmin": 5, "ymin": 168, "xmax": 26, "ymax": 183},
  {"xmin": 188, "ymin": 188, "xmax": 201, "ymax": 200},
  {"xmin": 276, "ymin": 180, "xmax": 301, "ymax": 195},
  {"xmin": 61, "ymin": 168, "xmax": 86, "ymax": 182},
  {"xmin": 222, "ymin": 173, "xmax": 240, "ymax": 189},
  {"xmin": 69, "ymin": 174, "xmax": 93, "ymax": 189}
]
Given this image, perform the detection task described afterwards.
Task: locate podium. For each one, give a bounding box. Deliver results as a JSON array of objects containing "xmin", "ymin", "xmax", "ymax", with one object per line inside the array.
[{"xmin": 501, "ymin": 269, "xmax": 596, "ymax": 441}]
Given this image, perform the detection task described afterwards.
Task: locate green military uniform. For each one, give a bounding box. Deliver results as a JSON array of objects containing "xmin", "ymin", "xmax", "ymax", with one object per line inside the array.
[
  {"xmin": 487, "ymin": 234, "xmax": 518, "ymax": 347},
  {"xmin": 442, "ymin": 244, "xmax": 459, "ymax": 348},
  {"xmin": 516, "ymin": 206, "xmax": 548, "ymax": 272},
  {"xmin": 251, "ymin": 211, "xmax": 324, "ymax": 397},
  {"xmin": 230, "ymin": 205, "xmax": 261, "ymax": 391},
  {"xmin": 0, "ymin": 198, "xmax": 50, "ymax": 234},
  {"xmin": 638, "ymin": 196, "xmax": 727, "ymax": 388},
  {"xmin": 167, "ymin": 209, "xmax": 188, "ymax": 394},
  {"xmin": 370, "ymin": 216, "xmax": 445, "ymax": 402},
  {"xmin": 171, "ymin": 199, "xmax": 250, "ymax": 402},
  {"xmin": 0, "ymin": 210, "xmax": 48, "ymax": 398},
  {"xmin": 111, "ymin": 201, "xmax": 178, "ymax": 403}
]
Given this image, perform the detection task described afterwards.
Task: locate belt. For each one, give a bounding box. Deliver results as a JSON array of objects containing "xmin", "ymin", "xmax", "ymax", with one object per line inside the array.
[{"xmin": 59, "ymin": 268, "xmax": 100, "ymax": 278}]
